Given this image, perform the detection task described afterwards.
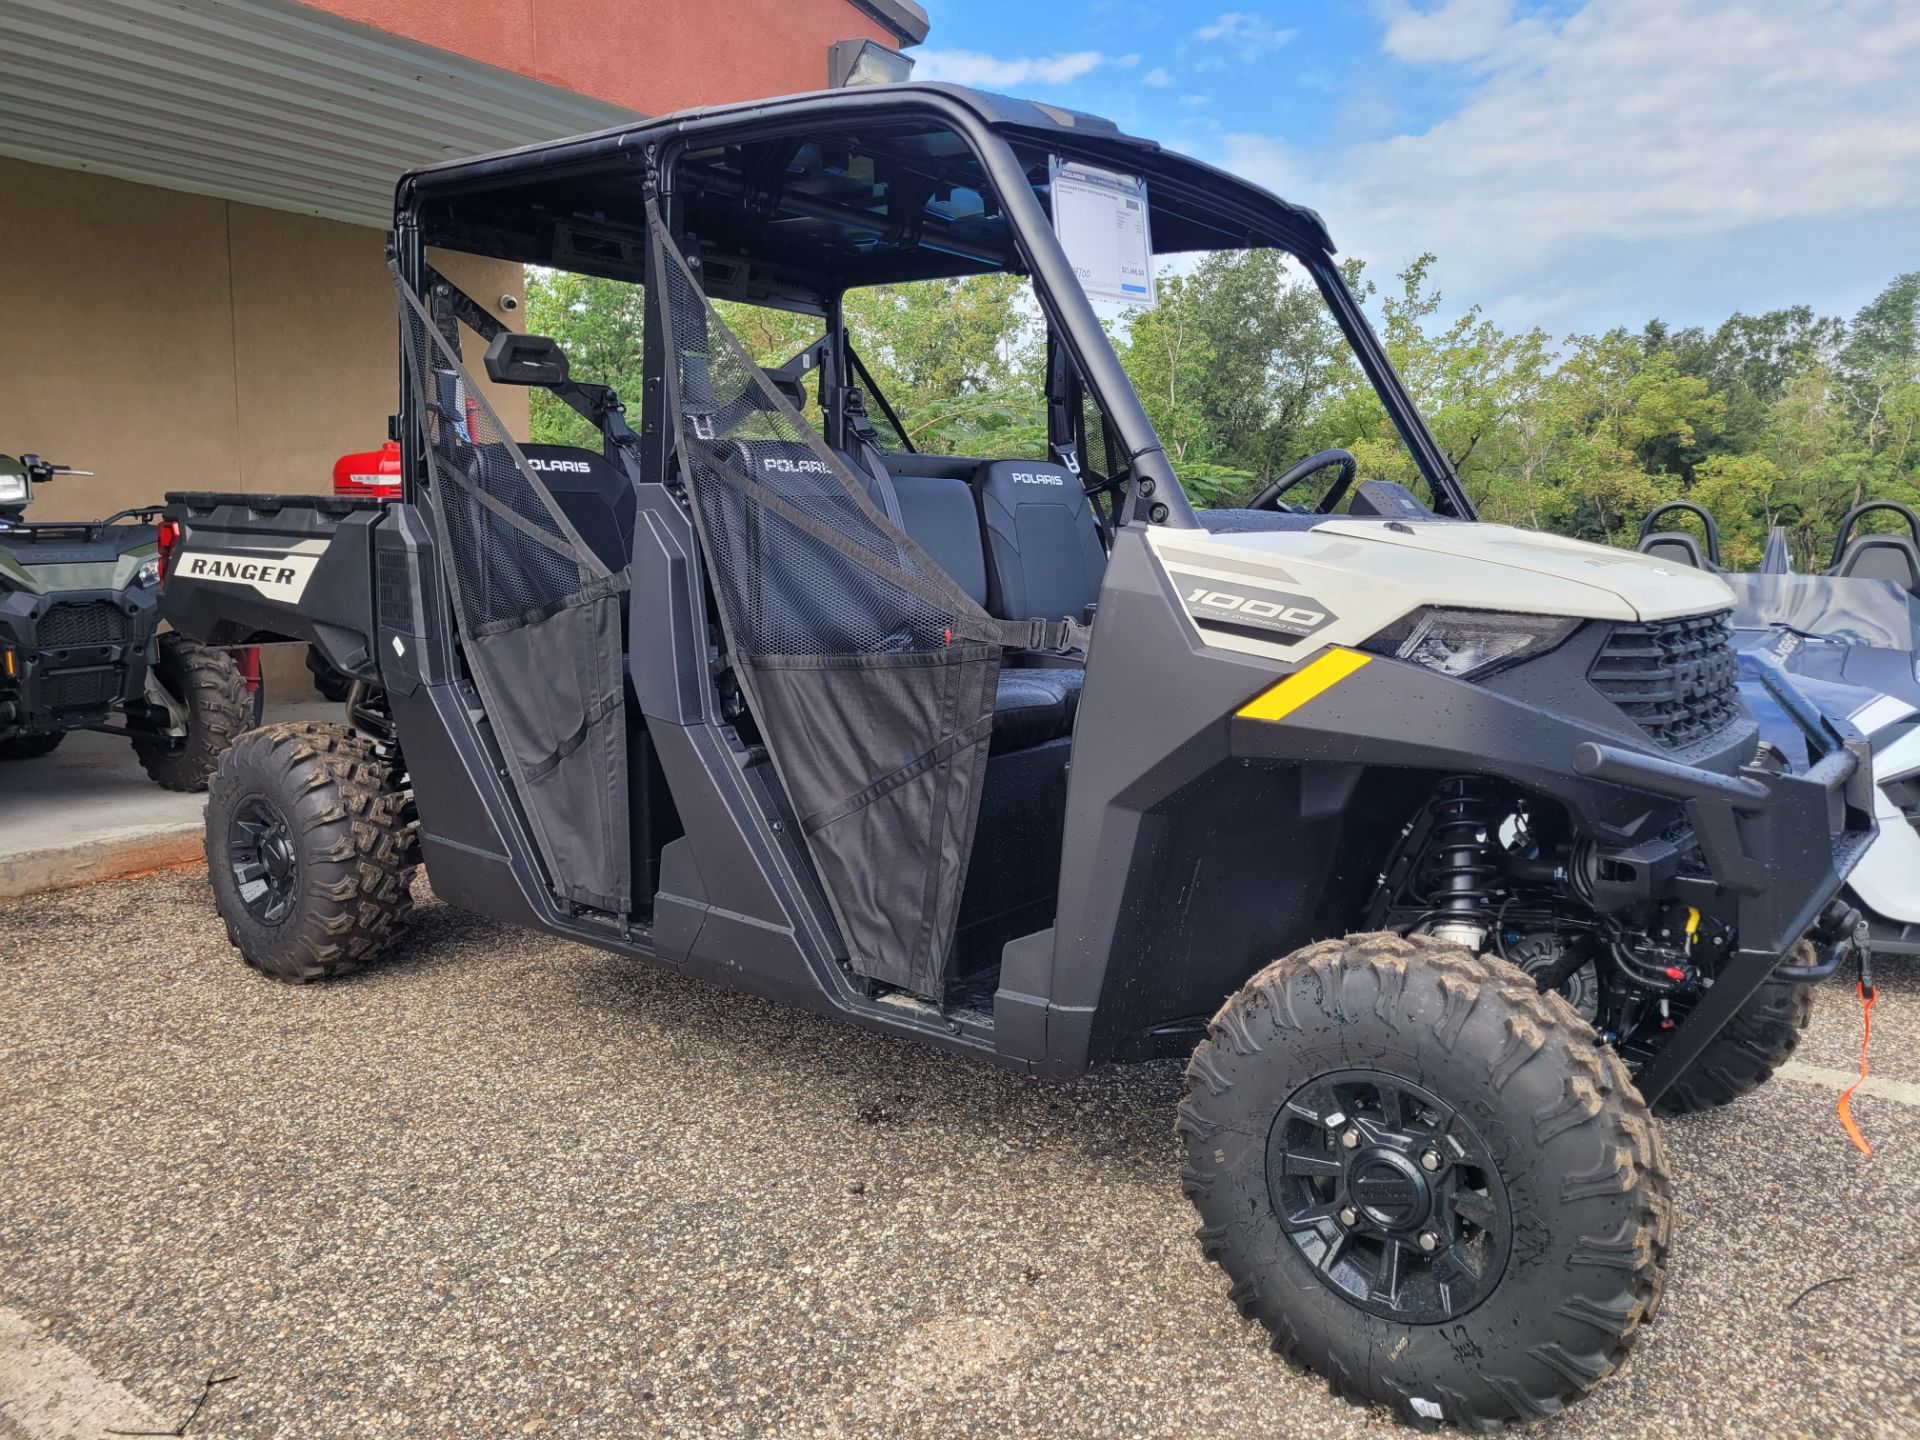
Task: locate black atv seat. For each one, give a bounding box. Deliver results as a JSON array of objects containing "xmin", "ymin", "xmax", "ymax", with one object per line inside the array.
[
  {"xmin": 1831, "ymin": 533, "xmax": 1920, "ymax": 597},
  {"xmin": 849, "ymin": 449, "xmax": 1088, "ymax": 751},
  {"xmin": 991, "ymin": 668, "xmax": 1082, "ymax": 753},
  {"xmin": 892, "ymin": 472, "xmax": 989, "ymax": 605},
  {"xmin": 973, "ymin": 459, "xmax": 1106, "ymax": 623},
  {"xmin": 1638, "ymin": 532, "xmax": 1712, "ymax": 570},
  {"xmin": 519, "ymin": 443, "xmax": 634, "ymax": 574}
]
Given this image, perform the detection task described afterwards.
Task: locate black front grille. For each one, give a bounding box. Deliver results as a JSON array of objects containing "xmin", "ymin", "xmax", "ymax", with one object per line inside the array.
[
  {"xmin": 44, "ymin": 668, "xmax": 120, "ymax": 712},
  {"xmin": 1589, "ymin": 611, "xmax": 1741, "ymax": 749},
  {"xmin": 40, "ymin": 601, "xmax": 128, "ymax": 648}
]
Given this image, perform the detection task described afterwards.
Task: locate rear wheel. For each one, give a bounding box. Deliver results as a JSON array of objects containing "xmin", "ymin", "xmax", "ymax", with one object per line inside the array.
[
  {"xmin": 0, "ymin": 732, "xmax": 64, "ymax": 760},
  {"xmin": 305, "ymin": 643, "xmax": 354, "ymax": 703},
  {"xmin": 133, "ymin": 634, "xmax": 249, "ymax": 791},
  {"xmin": 1179, "ymin": 933, "xmax": 1670, "ymax": 1431},
  {"xmin": 205, "ymin": 721, "xmax": 418, "ymax": 982}
]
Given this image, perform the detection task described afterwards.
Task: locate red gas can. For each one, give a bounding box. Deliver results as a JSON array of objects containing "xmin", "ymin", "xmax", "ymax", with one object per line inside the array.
[{"xmin": 332, "ymin": 440, "xmax": 402, "ymax": 499}]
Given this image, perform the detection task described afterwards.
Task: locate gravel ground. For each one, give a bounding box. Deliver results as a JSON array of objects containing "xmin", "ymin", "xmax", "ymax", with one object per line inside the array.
[{"xmin": 2, "ymin": 866, "xmax": 1918, "ymax": 1439}]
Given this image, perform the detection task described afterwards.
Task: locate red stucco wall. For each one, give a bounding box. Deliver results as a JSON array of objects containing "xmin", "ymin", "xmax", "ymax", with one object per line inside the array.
[{"xmin": 311, "ymin": 0, "xmax": 899, "ymax": 113}]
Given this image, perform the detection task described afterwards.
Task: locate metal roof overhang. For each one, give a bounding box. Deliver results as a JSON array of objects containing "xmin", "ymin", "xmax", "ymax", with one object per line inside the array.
[{"xmin": 0, "ymin": 0, "xmax": 637, "ymax": 227}]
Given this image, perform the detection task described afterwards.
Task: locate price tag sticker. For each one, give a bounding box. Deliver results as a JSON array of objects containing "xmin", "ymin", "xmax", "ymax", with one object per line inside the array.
[{"xmin": 1052, "ymin": 160, "xmax": 1156, "ymax": 308}]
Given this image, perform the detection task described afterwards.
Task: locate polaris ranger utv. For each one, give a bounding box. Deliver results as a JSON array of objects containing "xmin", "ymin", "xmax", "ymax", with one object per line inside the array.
[
  {"xmin": 159, "ymin": 85, "xmax": 1873, "ymax": 1429},
  {"xmin": 0, "ymin": 452, "xmax": 246, "ymax": 782}
]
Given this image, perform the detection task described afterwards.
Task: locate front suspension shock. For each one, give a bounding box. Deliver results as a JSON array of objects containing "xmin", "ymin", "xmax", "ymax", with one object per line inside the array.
[{"xmin": 1422, "ymin": 777, "xmax": 1499, "ymax": 951}]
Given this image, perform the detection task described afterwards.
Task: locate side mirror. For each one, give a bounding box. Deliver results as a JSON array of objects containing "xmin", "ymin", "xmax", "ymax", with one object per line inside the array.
[{"xmin": 483, "ymin": 332, "xmax": 570, "ymax": 387}]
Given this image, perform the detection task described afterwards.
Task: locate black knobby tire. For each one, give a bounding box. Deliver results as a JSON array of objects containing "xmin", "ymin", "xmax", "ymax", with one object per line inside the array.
[
  {"xmin": 0, "ymin": 732, "xmax": 64, "ymax": 760},
  {"xmin": 305, "ymin": 643, "xmax": 354, "ymax": 703},
  {"xmin": 1655, "ymin": 947, "xmax": 1815, "ymax": 1116},
  {"xmin": 205, "ymin": 721, "xmax": 419, "ymax": 982},
  {"xmin": 1179, "ymin": 933, "xmax": 1671, "ymax": 1431},
  {"xmin": 133, "ymin": 634, "xmax": 250, "ymax": 792}
]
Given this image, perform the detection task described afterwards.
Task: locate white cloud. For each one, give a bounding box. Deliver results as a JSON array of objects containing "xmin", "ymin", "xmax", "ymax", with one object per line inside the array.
[
  {"xmin": 1193, "ymin": 11, "xmax": 1299, "ymax": 56},
  {"xmin": 1223, "ymin": 0, "xmax": 1920, "ymax": 330},
  {"xmin": 1143, "ymin": 66, "xmax": 1173, "ymax": 87},
  {"xmin": 912, "ymin": 49, "xmax": 1115, "ymax": 88},
  {"xmin": 1375, "ymin": 0, "xmax": 1522, "ymax": 65}
]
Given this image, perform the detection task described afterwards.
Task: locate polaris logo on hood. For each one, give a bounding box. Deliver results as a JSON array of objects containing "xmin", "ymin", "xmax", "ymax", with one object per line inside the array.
[{"xmin": 180, "ymin": 550, "xmax": 319, "ymax": 604}]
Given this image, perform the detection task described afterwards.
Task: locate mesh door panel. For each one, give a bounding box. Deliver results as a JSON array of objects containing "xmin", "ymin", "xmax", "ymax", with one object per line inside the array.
[
  {"xmin": 652, "ymin": 204, "xmax": 1003, "ymax": 995},
  {"xmin": 395, "ymin": 270, "xmax": 632, "ymax": 914}
]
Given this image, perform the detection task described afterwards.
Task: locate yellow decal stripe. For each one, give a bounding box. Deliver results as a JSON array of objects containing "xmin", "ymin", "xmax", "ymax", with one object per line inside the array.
[{"xmin": 1236, "ymin": 649, "xmax": 1372, "ymax": 723}]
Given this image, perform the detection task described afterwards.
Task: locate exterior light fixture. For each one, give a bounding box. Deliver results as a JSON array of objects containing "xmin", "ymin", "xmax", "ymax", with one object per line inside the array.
[{"xmin": 828, "ymin": 39, "xmax": 914, "ymax": 88}]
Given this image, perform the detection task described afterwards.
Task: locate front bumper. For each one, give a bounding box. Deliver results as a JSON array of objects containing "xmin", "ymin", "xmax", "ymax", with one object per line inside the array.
[
  {"xmin": 0, "ymin": 585, "xmax": 159, "ymax": 733},
  {"xmin": 1577, "ymin": 651, "xmax": 1876, "ymax": 1102}
]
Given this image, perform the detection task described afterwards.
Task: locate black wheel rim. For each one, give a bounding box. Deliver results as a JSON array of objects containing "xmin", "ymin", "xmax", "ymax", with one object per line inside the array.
[
  {"xmin": 229, "ymin": 795, "xmax": 299, "ymax": 924},
  {"xmin": 1267, "ymin": 1069, "xmax": 1512, "ymax": 1323}
]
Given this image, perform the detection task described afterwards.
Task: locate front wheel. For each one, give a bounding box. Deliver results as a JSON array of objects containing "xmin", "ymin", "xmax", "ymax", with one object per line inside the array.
[
  {"xmin": 0, "ymin": 731, "xmax": 64, "ymax": 760},
  {"xmin": 1654, "ymin": 956, "xmax": 1814, "ymax": 1116},
  {"xmin": 1179, "ymin": 933, "xmax": 1671, "ymax": 1430}
]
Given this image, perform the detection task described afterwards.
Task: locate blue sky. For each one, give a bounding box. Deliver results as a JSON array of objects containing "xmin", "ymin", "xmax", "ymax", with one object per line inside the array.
[{"xmin": 913, "ymin": 1, "xmax": 1920, "ymax": 339}]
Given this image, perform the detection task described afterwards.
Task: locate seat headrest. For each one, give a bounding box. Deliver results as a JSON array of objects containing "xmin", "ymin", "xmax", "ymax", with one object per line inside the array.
[
  {"xmin": 1836, "ymin": 534, "xmax": 1920, "ymax": 595},
  {"xmin": 731, "ymin": 438, "xmax": 902, "ymax": 529},
  {"xmin": 974, "ymin": 460, "xmax": 1083, "ymax": 502},
  {"xmin": 1640, "ymin": 533, "xmax": 1710, "ymax": 570}
]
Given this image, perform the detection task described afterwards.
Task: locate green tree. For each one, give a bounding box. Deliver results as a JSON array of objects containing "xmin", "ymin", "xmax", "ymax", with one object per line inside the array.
[{"xmin": 523, "ymin": 269, "xmax": 649, "ymax": 447}]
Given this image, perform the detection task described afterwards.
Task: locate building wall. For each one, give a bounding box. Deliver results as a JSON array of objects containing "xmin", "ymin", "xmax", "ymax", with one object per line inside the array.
[
  {"xmin": 3, "ymin": 0, "xmax": 904, "ymax": 692},
  {"xmin": 2, "ymin": 156, "xmax": 524, "ymax": 526},
  {"xmin": 314, "ymin": 0, "xmax": 898, "ymax": 114}
]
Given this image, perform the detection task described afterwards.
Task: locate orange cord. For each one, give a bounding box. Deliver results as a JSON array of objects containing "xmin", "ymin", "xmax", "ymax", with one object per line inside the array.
[{"xmin": 1837, "ymin": 981, "xmax": 1877, "ymax": 1157}]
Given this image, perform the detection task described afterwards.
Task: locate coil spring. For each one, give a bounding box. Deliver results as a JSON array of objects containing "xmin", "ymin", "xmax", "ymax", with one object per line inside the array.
[{"xmin": 1424, "ymin": 778, "xmax": 1499, "ymax": 936}]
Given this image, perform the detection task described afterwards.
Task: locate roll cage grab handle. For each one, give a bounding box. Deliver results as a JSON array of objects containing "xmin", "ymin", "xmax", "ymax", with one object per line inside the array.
[
  {"xmin": 1639, "ymin": 501, "xmax": 1723, "ymax": 566},
  {"xmin": 1829, "ymin": 500, "xmax": 1920, "ymax": 570},
  {"xmin": 390, "ymin": 90, "xmax": 1477, "ymax": 523}
]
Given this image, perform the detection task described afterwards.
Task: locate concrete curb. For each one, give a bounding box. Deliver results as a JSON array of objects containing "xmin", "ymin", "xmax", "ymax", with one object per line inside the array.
[
  {"xmin": 0, "ymin": 827, "xmax": 204, "ymax": 900},
  {"xmin": 0, "ymin": 1307, "xmax": 171, "ymax": 1438}
]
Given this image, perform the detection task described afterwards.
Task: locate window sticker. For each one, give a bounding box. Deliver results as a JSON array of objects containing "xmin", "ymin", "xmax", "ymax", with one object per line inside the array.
[{"xmin": 1051, "ymin": 160, "xmax": 1156, "ymax": 308}]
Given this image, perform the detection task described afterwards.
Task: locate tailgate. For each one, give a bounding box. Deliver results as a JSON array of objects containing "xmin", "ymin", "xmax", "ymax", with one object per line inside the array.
[{"xmin": 161, "ymin": 491, "xmax": 380, "ymax": 653}]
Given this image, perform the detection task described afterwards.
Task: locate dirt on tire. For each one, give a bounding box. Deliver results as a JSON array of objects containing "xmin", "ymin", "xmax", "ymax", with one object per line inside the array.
[
  {"xmin": 1178, "ymin": 932, "xmax": 1671, "ymax": 1431},
  {"xmin": 204, "ymin": 721, "xmax": 419, "ymax": 982}
]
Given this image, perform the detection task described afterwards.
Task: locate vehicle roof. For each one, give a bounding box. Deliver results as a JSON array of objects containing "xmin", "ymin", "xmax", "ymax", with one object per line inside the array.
[{"xmin": 398, "ymin": 82, "xmax": 1335, "ymax": 297}]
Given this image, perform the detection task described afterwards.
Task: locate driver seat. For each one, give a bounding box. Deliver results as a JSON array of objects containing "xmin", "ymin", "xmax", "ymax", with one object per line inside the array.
[{"xmin": 973, "ymin": 459, "xmax": 1106, "ymax": 624}]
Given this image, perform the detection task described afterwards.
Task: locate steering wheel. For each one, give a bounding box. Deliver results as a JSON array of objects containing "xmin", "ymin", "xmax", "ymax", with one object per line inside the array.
[{"xmin": 1247, "ymin": 449, "xmax": 1358, "ymax": 514}]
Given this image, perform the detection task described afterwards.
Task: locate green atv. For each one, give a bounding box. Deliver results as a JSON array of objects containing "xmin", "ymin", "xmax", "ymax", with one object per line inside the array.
[{"xmin": 0, "ymin": 452, "xmax": 247, "ymax": 787}]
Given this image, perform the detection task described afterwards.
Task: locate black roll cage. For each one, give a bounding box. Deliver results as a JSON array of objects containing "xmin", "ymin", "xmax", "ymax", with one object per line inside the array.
[{"xmin": 391, "ymin": 83, "xmax": 1476, "ymax": 526}]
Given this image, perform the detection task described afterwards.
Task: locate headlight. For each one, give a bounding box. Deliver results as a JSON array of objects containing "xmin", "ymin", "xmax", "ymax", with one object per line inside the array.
[
  {"xmin": 136, "ymin": 555, "xmax": 163, "ymax": 587},
  {"xmin": 1363, "ymin": 607, "xmax": 1580, "ymax": 679},
  {"xmin": 0, "ymin": 473, "xmax": 28, "ymax": 505}
]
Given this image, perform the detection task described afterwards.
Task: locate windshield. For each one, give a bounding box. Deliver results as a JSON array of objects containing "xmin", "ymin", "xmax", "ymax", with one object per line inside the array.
[{"xmin": 1723, "ymin": 572, "xmax": 1920, "ymax": 651}]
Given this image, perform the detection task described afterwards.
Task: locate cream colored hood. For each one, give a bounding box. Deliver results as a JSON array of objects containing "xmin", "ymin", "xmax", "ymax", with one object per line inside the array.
[{"xmin": 1307, "ymin": 521, "xmax": 1735, "ymax": 622}]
